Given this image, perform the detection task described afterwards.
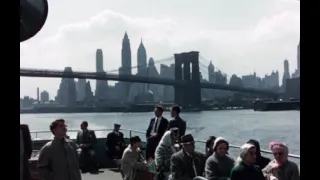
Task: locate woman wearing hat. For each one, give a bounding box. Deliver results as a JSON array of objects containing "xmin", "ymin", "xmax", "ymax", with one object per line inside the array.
[
  {"xmin": 262, "ymin": 142, "xmax": 300, "ymax": 180},
  {"xmin": 204, "ymin": 137, "xmax": 234, "ymax": 180},
  {"xmin": 230, "ymin": 143, "xmax": 264, "ymax": 180}
]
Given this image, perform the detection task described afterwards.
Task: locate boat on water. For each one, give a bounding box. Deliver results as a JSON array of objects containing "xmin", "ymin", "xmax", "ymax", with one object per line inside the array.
[{"xmin": 29, "ymin": 128, "xmax": 300, "ymax": 180}]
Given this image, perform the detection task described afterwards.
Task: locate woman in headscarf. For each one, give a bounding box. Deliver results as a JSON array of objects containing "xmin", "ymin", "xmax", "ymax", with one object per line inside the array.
[
  {"xmin": 262, "ymin": 141, "xmax": 300, "ymax": 180},
  {"xmin": 230, "ymin": 143, "xmax": 264, "ymax": 180},
  {"xmin": 154, "ymin": 128, "xmax": 179, "ymax": 180},
  {"xmin": 204, "ymin": 137, "xmax": 234, "ymax": 180},
  {"xmin": 247, "ymin": 139, "xmax": 270, "ymax": 169}
]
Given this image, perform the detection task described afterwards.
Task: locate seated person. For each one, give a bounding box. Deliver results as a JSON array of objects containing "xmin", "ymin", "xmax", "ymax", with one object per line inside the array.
[
  {"xmin": 171, "ymin": 134, "xmax": 206, "ymax": 180},
  {"xmin": 230, "ymin": 143, "xmax": 264, "ymax": 180},
  {"xmin": 205, "ymin": 136, "xmax": 216, "ymax": 160},
  {"xmin": 205, "ymin": 137, "xmax": 234, "ymax": 180},
  {"xmin": 75, "ymin": 121, "xmax": 98, "ymax": 173},
  {"xmin": 247, "ymin": 139, "xmax": 270, "ymax": 169},
  {"xmin": 121, "ymin": 136, "xmax": 147, "ymax": 180},
  {"xmin": 154, "ymin": 128, "xmax": 179, "ymax": 180},
  {"xmin": 262, "ymin": 141, "xmax": 300, "ymax": 180},
  {"xmin": 106, "ymin": 123, "xmax": 125, "ymax": 160}
]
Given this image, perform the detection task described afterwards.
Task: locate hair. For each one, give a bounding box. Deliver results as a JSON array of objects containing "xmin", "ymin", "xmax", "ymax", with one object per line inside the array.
[
  {"xmin": 81, "ymin": 121, "xmax": 88, "ymax": 127},
  {"xmin": 130, "ymin": 136, "xmax": 141, "ymax": 146},
  {"xmin": 50, "ymin": 119, "xmax": 65, "ymax": 134},
  {"xmin": 171, "ymin": 105, "xmax": 181, "ymax": 114},
  {"xmin": 170, "ymin": 128, "xmax": 179, "ymax": 139},
  {"xmin": 206, "ymin": 136, "xmax": 216, "ymax": 152},
  {"xmin": 155, "ymin": 105, "xmax": 164, "ymax": 112}
]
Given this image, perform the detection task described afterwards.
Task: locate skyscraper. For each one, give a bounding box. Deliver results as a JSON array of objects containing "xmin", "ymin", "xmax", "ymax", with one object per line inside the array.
[
  {"xmin": 137, "ymin": 39, "xmax": 147, "ymax": 75},
  {"xmin": 95, "ymin": 49, "xmax": 108, "ymax": 100},
  {"xmin": 121, "ymin": 32, "xmax": 132, "ymax": 75},
  {"xmin": 282, "ymin": 59, "xmax": 290, "ymax": 89}
]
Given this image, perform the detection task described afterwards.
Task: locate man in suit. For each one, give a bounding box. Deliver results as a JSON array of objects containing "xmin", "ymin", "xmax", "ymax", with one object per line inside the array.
[
  {"xmin": 168, "ymin": 105, "xmax": 186, "ymax": 140},
  {"xmin": 76, "ymin": 121, "xmax": 98, "ymax": 173},
  {"xmin": 146, "ymin": 105, "xmax": 169, "ymax": 159},
  {"xmin": 170, "ymin": 134, "xmax": 206, "ymax": 180},
  {"xmin": 106, "ymin": 123, "xmax": 125, "ymax": 160},
  {"xmin": 20, "ymin": 124, "xmax": 32, "ymax": 180}
]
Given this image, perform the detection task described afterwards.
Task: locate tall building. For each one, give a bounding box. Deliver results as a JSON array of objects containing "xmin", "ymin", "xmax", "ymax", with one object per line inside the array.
[
  {"xmin": 282, "ymin": 59, "xmax": 290, "ymax": 89},
  {"xmin": 76, "ymin": 79, "xmax": 86, "ymax": 101},
  {"xmin": 208, "ymin": 61, "xmax": 215, "ymax": 83},
  {"xmin": 117, "ymin": 32, "xmax": 132, "ymax": 102},
  {"xmin": 137, "ymin": 39, "xmax": 147, "ymax": 75},
  {"xmin": 121, "ymin": 32, "xmax": 132, "ymax": 75},
  {"xmin": 40, "ymin": 90, "xmax": 49, "ymax": 102},
  {"xmin": 56, "ymin": 67, "xmax": 77, "ymax": 107},
  {"xmin": 95, "ymin": 49, "xmax": 108, "ymax": 100}
]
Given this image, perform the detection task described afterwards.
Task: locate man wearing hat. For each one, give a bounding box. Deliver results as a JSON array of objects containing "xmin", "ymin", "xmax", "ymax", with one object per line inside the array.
[
  {"xmin": 106, "ymin": 123, "xmax": 125, "ymax": 160},
  {"xmin": 170, "ymin": 134, "xmax": 206, "ymax": 180}
]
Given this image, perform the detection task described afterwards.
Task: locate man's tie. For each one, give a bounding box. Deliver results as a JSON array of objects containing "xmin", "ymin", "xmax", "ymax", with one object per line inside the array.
[{"xmin": 153, "ymin": 118, "xmax": 159, "ymax": 133}]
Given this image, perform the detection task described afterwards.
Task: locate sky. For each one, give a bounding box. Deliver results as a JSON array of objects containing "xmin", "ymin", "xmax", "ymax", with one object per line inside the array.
[{"xmin": 20, "ymin": 0, "xmax": 300, "ymax": 99}]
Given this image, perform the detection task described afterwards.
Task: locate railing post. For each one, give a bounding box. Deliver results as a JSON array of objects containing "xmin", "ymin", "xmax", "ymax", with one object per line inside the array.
[
  {"xmin": 129, "ymin": 130, "xmax": 132, "ymax": 138},
  {"xmin": 35, "ymin": 132, "xmax": 37, "ymax": 139}
]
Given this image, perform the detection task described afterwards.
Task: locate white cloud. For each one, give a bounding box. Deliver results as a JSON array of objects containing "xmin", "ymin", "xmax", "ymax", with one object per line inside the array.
[{"xmin": 20, "ymin": 1, "xmax": 299, "ymax": 98}]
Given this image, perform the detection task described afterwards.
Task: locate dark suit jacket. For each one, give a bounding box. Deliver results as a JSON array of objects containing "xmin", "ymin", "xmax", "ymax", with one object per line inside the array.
[
  {"xmin": 168, "ymin": 116, "xmax": 187, "ymax": 139},
  {"xmin": 106, "ymin": 131, "xmax": 125, "ymax": 150},
  {"xmin": 76, "ymin": 129, "xmax": 97, "ymax": 149},
  {"xmin": 146, "ymin": 117, "xmax": 169, "ymax": 141},
  {"xmin": 20, "ymin": 124, "xmax": 32, "ymax": 159},
  {"xmin": 20, "ymin": 124, "xmax": 32, "ymax": 180},
  {"xmin": 170, "ymin": 150, "xmax": 206, "ymax": 180}
]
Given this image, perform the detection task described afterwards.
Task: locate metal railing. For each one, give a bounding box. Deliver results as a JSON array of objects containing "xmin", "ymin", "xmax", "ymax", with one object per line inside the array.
[{"xmin": 30, "ymin": 128, "xmax": 300, "ymax": 159}]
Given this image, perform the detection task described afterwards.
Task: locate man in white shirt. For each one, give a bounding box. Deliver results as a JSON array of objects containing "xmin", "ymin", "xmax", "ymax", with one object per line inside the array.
[{"xmin": 146, "ymin": 105, "xmax": 169, "ymax": 159}]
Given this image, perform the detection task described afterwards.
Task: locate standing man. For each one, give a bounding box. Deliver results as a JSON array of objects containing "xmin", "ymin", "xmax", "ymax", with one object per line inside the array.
[
  {"xmin": 168, "ymin": 105, "xmax": 186, "ymax": 140},
  {"xmin": 76, "ymin": 121, "xmax": 98, "ymax": 173},
  {"xmin": 106, "ymin": 123, "xmax": 125, "ymax": 160},
  {"xmin": 20, "ymin": 124, "xmax": 32, "ymax": 180},
  {"xmin": 38, "ymin": 119, "xmax": 81, "ymax": 180},
  {"xmin": 146, "ymin": 105, "xmax": 169, "ymax": 159}
]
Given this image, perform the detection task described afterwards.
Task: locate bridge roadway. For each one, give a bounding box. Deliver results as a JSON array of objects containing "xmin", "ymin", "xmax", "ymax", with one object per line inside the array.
[{"xmin": 20, "ymin": 68, "xmax": 280, "ymax": 96}]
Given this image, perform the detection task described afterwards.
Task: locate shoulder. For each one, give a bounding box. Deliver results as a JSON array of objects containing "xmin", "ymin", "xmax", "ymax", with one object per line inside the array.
[
  {"xmin": 119, "ymin": 131, "xmax": 124, "ymax": 135},
  {"xmin": 123, "ymin": 147, "xmax": 133, "ymax": 154},
  {"xmin": 288, "ymin": 161, "xmax": 299, "ymax": 170},
  {"xmin": 195, "ymin": 151, "xmax": 205, "ymax": 158},
  {"xmin": 162, "ymin": 117, "xmax": 169, "ymax": 122},
  {"xmin": 231, "ymin": 164, "xmax": 244, "ymax": 172},
  {"xmin": 171, "ymin": 150, "xmax": 183, "ymax": 159},
  {"xmin": 40, "ymin": 141, "xmax": 53, "ymax": 152},
  {"xmin": 226, "ymin": 154, "xmax": 235, "ymax": 161}
]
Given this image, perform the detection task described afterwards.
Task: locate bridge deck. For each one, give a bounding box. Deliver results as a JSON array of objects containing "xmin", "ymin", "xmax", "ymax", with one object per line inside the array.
[{"xmin": 81, "ymin": 169, "xmax": 123, "ymax": 180}]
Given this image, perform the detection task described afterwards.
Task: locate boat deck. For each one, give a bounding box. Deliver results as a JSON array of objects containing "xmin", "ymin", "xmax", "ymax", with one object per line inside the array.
[{"xmin": 81, "ymin": 169, "xmax": 123, "ymax": 180}]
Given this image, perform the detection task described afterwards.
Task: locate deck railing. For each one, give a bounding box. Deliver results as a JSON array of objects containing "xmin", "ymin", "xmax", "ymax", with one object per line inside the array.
[{"xmin": 30, "ymin": 128, "xmax": 300, "ymax": 159}]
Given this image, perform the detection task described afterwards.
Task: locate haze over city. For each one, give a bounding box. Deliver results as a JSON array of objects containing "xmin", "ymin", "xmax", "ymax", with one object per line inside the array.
[{"xmin": 20, "ymin": 0, "xmax": 300, "ymax": 99}]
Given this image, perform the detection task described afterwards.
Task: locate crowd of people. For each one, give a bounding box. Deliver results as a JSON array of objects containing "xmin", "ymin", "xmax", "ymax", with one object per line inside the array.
[{"xmin": 19, "ymin": 105, "xmax": 300, "ymax": 180}]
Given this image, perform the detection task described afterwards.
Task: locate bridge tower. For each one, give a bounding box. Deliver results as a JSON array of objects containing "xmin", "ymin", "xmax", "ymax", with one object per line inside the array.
[{"xmin": 174, "ymin": 51, "xmax": 201, "ymax": 107}]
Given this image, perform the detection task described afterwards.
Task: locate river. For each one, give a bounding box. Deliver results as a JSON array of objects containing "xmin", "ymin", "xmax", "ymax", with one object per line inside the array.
[{"xmin": 20, "ymin": 110, "xmax": 300, "ymax": 165}]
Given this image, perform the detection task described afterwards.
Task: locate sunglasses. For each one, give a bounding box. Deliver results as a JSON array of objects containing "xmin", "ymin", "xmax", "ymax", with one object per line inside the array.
[{"xmin": 273, "ymin": 152, "xmax": 283, "ymax": 156}]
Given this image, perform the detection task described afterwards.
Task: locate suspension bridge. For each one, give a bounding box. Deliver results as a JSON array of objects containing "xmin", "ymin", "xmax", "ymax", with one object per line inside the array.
[{"xmin": 20, "ymin": 51, "xmax": 280, "ymax": 107}]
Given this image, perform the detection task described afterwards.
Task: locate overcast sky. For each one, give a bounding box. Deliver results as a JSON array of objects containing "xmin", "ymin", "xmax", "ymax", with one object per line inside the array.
[{"xmin": 20, "ymin": 0, "xmax": 300, "ymax": 99}]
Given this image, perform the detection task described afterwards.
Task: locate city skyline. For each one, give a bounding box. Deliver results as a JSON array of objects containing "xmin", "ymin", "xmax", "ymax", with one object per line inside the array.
[{"xmin": 20, "ymin": 0, "xmax": 300, "ymax": 98}]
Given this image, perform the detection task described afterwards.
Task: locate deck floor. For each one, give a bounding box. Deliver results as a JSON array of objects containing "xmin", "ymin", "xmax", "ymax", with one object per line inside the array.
[{"xmin": 81, "ymin": 169, "xmax": 123, "ymax": 180}]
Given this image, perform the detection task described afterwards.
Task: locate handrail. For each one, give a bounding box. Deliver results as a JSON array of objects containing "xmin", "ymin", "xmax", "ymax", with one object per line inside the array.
[{"xmin": 30, "ymin": 128, "xmax": 300, "ymax": 159}]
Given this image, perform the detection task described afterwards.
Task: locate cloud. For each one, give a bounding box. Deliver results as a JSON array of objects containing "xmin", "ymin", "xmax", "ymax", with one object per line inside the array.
[{"xmin": 20, "ymin": 3, "xmax": 299, "ymax": 98}]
